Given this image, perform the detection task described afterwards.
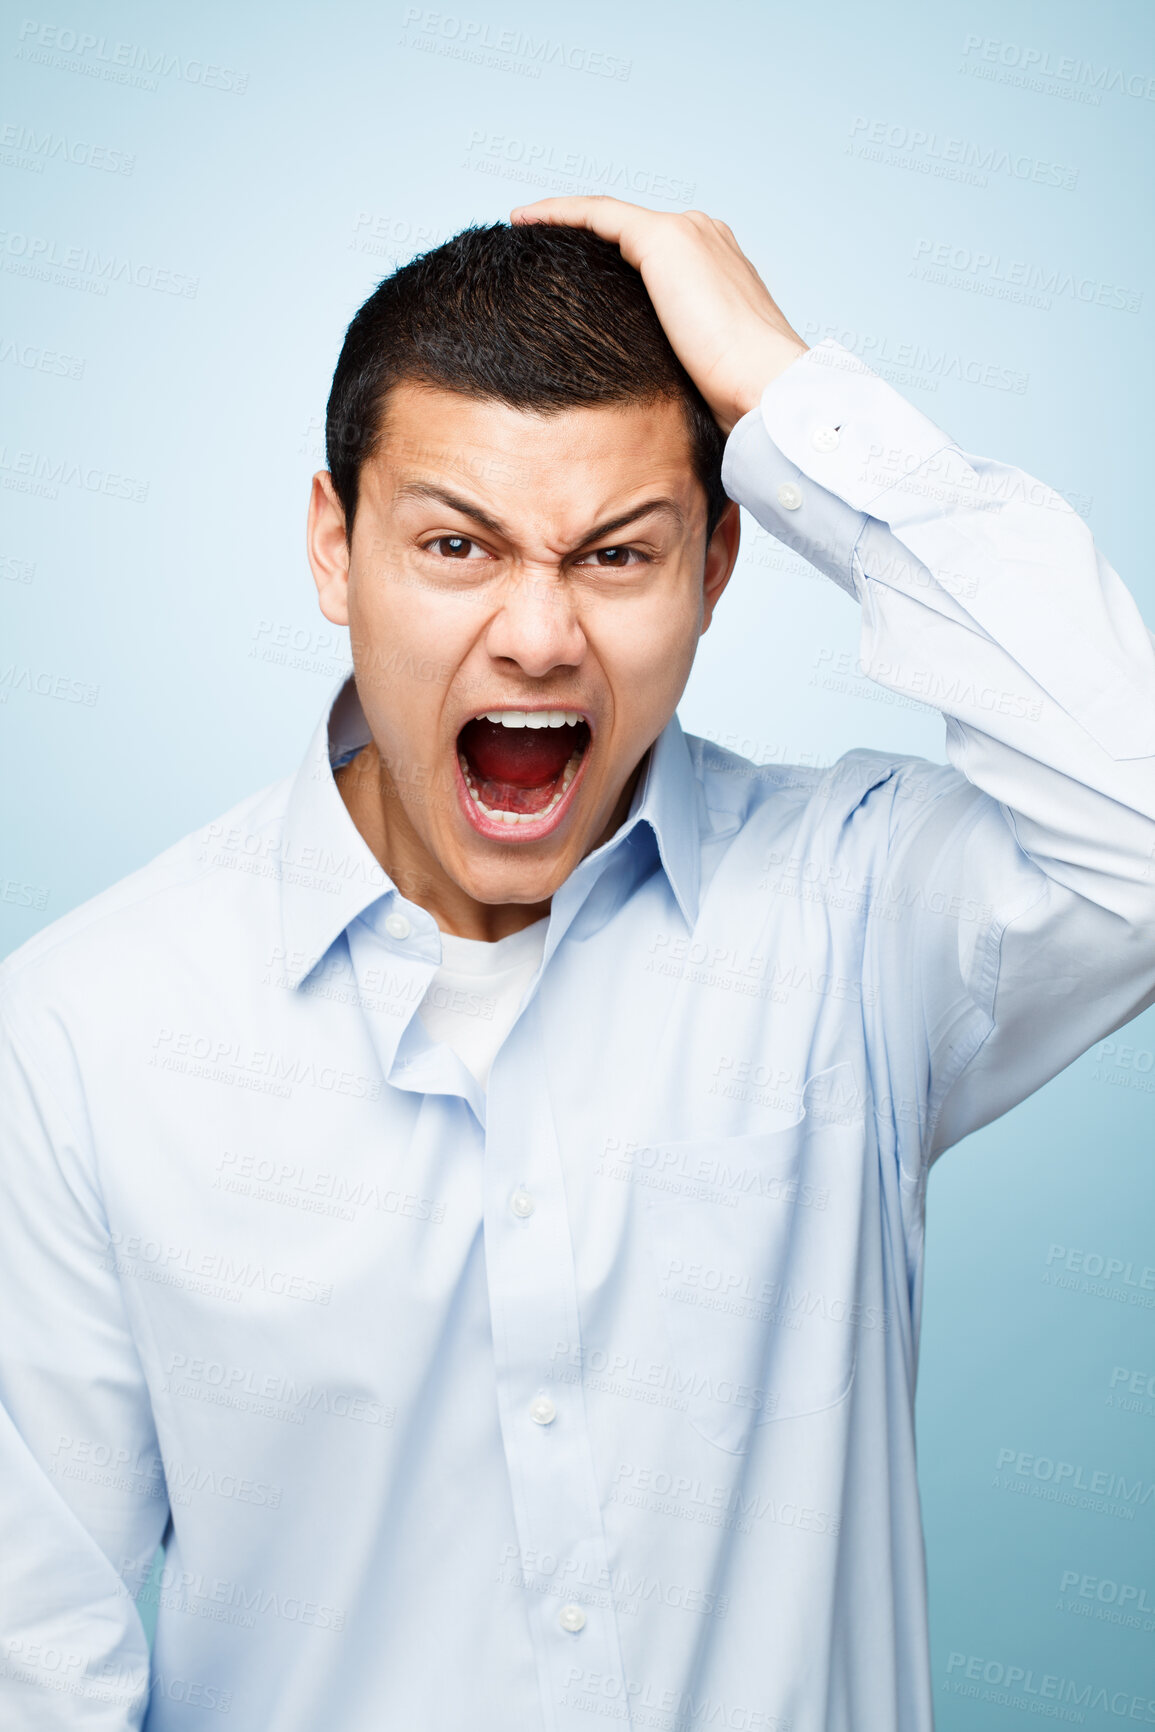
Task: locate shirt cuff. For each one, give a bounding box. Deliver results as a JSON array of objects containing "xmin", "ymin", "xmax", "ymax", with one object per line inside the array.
[
  {"xmin": 721, "ymin": 393, "xmax": 866, "ymax": 601},
  {"xmin": 720, "ymin": 339, "xmax": 958, "ymax": 596}
]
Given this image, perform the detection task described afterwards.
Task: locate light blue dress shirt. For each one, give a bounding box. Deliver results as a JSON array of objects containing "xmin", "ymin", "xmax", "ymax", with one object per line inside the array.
[{"xmin": 2, "ymin": 342, "xmax": 1153, "ymax": 1731}]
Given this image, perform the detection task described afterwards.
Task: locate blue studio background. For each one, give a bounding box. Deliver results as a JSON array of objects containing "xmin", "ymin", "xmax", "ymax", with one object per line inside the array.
[{"xmin": 2, "ymin": 0, "xmax": 1153, "ymax": 1722}]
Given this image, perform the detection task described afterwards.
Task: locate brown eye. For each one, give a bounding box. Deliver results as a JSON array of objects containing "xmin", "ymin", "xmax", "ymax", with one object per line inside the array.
[
  {"xmin": 595, "ymin": 546, "xmax": 632, "ymax": 567},
  {"xmin": 436, "ymin": 536, "xmax": 474, "ymax": 559}
]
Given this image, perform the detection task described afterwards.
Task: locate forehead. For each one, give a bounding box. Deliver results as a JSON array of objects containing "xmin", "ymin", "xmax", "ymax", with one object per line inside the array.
[{"xmin": 363, "ymin": 382, "xmax": 702, "ymax": 532}]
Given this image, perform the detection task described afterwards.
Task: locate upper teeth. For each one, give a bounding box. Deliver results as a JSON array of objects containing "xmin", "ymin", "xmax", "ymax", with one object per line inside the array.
[{"xmin": 480, "ymin": 710, "xmax": 583, "ymax": 728}]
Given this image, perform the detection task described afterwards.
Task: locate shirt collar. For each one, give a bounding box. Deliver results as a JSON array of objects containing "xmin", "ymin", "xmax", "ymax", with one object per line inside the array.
[
  {"xmin": 612, "ymin": 707, "xmax": 702, "ymax": 929},
  {"xmin": 276, "ymin": 678, "xmax": 392, "ymax": 988},
  {"xmin": 277, "ymin": 677, "xmax": 703, "ymax": 988}
]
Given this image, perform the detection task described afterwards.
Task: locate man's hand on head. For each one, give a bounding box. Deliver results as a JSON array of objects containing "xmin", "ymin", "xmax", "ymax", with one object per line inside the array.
[{"xmin": 510, "ymin": 197, "xmax": 808, "ymax": 436}]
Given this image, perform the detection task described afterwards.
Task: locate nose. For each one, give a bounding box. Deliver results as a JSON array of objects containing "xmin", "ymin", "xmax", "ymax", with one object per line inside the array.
[{"xmin": 483, "ymin": 565, "xmax": 586, "ymax": 678}]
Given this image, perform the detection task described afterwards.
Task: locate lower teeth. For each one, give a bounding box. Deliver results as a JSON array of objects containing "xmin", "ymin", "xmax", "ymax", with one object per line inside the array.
[{"xmin": 459, "ymin": 751, "xmax": 581, "ymax": 825}]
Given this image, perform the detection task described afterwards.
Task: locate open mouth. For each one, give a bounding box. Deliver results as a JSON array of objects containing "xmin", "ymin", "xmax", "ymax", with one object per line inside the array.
[{"xmin": 456, "ymin": 709, "xmax": 592, "ymax": 834}]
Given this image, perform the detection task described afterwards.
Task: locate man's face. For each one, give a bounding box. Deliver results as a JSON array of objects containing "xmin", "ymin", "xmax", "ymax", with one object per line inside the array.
[{"xmin": 308, "ymin": 384, "xmax": 738, "ymax": 921}]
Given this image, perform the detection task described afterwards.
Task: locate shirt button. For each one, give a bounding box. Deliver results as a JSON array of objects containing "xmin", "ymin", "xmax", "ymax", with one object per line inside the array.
[
  {"xmin": 510, "ymin": 1189, "xmax": 536, "ymax": 1218},
  {"xmin": 529, "ymin": 1396, "xmax": 556, "ymax": 1425},
  {"xmin": 384, "ymin": 911, "xmax": 411, "ymax": 940},
  {"xmin": 776, "ymin": 482, "xmax": 803, "ymax": 511},
  {"xmin": 559, "ymin": 1604, "xmax": 587, "ymax": 1633},
  {"xmin": 811, "ymin": 425, "xmax": 840, "ymax": 452}
]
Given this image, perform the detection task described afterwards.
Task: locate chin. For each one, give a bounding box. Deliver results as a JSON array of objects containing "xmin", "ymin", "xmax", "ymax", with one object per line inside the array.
[{"xmin": 448, "ymin": 846, "xmax": 574, "ymax": 909}]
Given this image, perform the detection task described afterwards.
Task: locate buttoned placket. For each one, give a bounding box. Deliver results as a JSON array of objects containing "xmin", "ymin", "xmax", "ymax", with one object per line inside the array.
[
  {"xmin": 485, "ymin": 992, "xmax": 631, "ymax": 1729},
  {"xmin": 339, "ymin": 871, "xmax": 633, "ymax": 1729}
]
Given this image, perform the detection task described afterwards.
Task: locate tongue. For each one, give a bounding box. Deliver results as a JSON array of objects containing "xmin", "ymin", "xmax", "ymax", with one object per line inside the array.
[
  {"xmin": 458, "ymin": 718, "xmax": 585, "ymax": 815},
  {"xmin": 461, "ymin": 718, "xmax": 578, "ymax": 785}
]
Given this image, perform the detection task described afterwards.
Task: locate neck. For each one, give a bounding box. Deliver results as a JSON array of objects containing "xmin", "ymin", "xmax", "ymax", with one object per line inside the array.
[{"xmin": 335, "ymin": 746, "xmax": 551, "ymax": 941}]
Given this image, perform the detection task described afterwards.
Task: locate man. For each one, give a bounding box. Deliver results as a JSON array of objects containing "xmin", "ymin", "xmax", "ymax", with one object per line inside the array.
[{"xmin": 1, "ymin": 197, "xmax": 1152, "ymax": 1731}]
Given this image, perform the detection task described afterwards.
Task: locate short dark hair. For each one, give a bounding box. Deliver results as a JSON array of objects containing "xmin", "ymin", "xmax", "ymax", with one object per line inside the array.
[{"xmin": 325, "ymin": 222, "xmax": 727, "ymax": 544}]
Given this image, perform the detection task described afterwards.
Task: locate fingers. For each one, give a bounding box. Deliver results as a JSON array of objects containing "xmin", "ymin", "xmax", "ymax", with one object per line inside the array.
[
  {"xmin": 510, "ymin": 198, "xmax": 733, "ymax": 260},
  {"xmin": 509, "ymin": 196, "xmax": 632, "ymax": 240},
  {"xmin": 511, "ymin": 196, "xmax": 688, "ymax": 274},
  {"xmin": 510, "ymin": 196, "xmax": 671, "ymax": 265}
]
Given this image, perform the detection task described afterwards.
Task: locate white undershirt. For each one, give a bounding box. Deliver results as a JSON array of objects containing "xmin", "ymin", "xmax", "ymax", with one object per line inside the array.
[{"xmin": 417, "ymin": 918, "xmax": 549, "ymax": 1088}]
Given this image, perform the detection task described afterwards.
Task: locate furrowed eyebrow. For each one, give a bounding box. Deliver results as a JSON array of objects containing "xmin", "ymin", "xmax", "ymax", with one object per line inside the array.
[
  {"xmin": 577, "ymin": 499, "xmax": 685, "ymax": 547},
  {"xmin": 394, "ymin": 484, "xmax": 686, "ymax": 550},
  {"xmin": 394, "ymin": 483, "xmax": 508, "ymax": 539}
]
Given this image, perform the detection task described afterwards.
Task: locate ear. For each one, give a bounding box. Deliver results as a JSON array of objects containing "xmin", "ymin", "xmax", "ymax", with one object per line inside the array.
[
  {"xmin": 307, "ymin": 472, "xmax": 350, "ymax": 627},
  {"xmin": 700, "ymin": 500, "xmax": 741, "ymax": 635}
]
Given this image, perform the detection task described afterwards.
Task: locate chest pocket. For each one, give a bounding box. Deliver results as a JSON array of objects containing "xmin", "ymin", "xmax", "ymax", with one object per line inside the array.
[{"xmin": 641, "ymin": 1063, "xmax": 868, "ymax": 1454}]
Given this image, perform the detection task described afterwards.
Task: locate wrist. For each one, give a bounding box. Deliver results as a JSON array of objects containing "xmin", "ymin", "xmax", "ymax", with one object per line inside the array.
[{"xmin": 720, "ymin": 331, "xmax": 809, "ymax": 434}]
